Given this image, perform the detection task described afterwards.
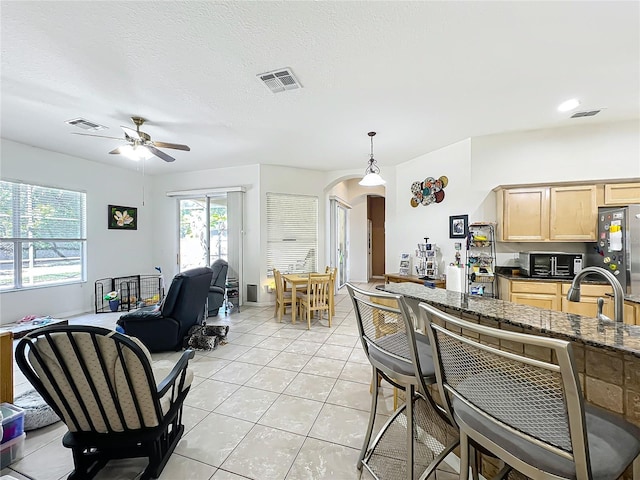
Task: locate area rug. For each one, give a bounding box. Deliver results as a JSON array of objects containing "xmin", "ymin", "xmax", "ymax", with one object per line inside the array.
[{"xmin": 13, "ymin": 388, "xmax": 60, "ymax": 431}]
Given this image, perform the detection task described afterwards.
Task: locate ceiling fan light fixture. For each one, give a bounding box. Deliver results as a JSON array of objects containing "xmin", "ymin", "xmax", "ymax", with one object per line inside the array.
[
  {"xmin": 359, "ymin": 131, "xmax": 386, "ymax": 187},
  {"xmin": 119, "ymin": 144, "xmax": 153, "ymax": 161}
]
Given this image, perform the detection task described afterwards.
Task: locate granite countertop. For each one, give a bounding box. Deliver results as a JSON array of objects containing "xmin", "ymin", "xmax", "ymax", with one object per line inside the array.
[
  {"xmin": 380, "ymin": 282, "xmax": 640, "ymax": 358},
  {"xmin": 621, "ymin": 294, "xmax": 640, "ymax": 305}
]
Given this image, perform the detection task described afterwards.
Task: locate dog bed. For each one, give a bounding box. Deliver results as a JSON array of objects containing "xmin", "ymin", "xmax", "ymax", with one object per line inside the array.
[
  {"xmin": 13, "ymin": 388, "xmax": 60, "ymax": 431},
  {"xmin": 183, "ymin": 323, "xmax": 229, "ymax": 351}
]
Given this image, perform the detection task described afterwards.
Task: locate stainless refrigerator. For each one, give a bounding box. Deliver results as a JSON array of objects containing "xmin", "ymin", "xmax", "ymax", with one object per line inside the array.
[{"xmin": 587, "ymin": 205, "xmax": 640, "ymax": 294}]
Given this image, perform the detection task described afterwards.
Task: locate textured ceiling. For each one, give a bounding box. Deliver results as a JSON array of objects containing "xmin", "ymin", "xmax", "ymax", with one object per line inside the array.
[{"xmin": 1, "ymin": 1, "xmax": 638, "ymax": 175}]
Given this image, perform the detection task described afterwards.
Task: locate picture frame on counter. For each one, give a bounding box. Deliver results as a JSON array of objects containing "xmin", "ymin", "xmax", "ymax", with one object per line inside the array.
[
  {"xmin": 399, "ymin": 253, "xmax": 411, "ymax": 275},
  {"xmin": 449, "ymin": 214, "xmax": 468, "ymax": 239}
]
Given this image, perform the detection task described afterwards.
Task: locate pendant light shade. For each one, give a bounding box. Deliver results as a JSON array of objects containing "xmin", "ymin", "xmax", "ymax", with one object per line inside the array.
[{"xmin": 359, "ymin": 131, "xmax": 386, "ymax": 186}]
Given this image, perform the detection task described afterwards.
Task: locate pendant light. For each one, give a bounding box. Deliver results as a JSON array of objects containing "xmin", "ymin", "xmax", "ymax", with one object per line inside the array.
[{"xmin": 359, "ymin": 131, "xmax": 386, "ymax": 187}]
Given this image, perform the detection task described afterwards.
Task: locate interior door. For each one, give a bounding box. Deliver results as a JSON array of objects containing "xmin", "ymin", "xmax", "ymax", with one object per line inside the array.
[{"xmin": 337, "ymin": 203, "xmax": 348, "ymax": 288}]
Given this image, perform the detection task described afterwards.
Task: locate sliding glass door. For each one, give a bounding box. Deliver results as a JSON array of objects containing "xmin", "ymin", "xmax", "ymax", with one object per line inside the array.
[
  {"xmin": 177, "ymin": 190, "xmax": 243, "ymax": 304},
  {"xmin": 336, "ymin": 202, "xmax": 348, "ymax": 288},
  {"xmin": 179, "ymin": 198, "xmax": 209, "ymax": 271},
  {"xmin": 178, "ymin": 196, "xmax": 231, "ymax": 271},
  {"xmin": 329, "ymin": 196, "xmax": 350, "ymax": 290}
]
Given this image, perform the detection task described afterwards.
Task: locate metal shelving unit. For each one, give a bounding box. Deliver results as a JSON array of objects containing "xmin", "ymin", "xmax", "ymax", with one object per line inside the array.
[{"xmin": 465, "ymin": 223, "xmax": 497, "ymax": 298}]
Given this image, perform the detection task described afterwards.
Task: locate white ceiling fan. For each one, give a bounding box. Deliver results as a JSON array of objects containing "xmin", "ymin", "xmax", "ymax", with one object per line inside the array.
[{"xmin": 72, "ymin": 116, "xmax": 190, "ymax": 162}]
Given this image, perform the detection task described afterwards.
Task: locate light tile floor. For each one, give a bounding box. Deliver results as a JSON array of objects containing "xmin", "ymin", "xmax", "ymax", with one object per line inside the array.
[{"xmin": 3, "ymin": 283, "xmax": 405, "ymax": 480}]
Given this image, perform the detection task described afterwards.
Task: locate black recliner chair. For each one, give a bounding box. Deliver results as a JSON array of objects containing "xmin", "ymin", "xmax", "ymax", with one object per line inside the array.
[
  {"xmin": 117, "ymin": 266, "xmax": 213, "ymax": 352},
  {"xmin": 207, "ymin": 259, "xmax": 228, "ymax": 317}
]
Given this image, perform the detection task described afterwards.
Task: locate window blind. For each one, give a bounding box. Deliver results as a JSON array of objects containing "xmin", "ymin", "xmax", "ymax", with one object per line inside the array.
[
  {"xmin": 266, "ymin": 193, "xmax": 318, "ymax": 274},
  {"xmin": 0, "ymin": 180, "xmax": 86, "ymax": 290}
]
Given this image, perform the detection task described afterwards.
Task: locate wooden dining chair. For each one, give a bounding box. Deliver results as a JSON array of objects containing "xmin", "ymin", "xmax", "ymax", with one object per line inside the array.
[
  {"xmin": 297, "ymin": 273, "xmax": 332, "ymax": 329},
  {"xmin": 273, "ymin": 269, "xmax": 294, "ymax": 322},
  {"xmin": 325, "ymin": 266, "xmax": 337, "ymax": 316}
]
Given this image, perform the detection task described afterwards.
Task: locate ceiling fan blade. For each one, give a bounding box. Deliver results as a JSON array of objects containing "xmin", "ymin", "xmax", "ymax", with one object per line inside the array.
[
  {"xmin": 121, "ymin": 126, "xmax": 141, "ymax": 140},
  {"xmin": 152, "ymin": 141, "xmax": 191, "ymax": 151},
  {"xmin": 147, "ymin": 145, "xmax": 175, "ymax": 163},
  {"xmin": 108, "ymin": 147, "xmax": 123, "ymax": 154},
  {"xmin": 72, "ymin": 132, "xmax": 123, "ymax": 140}
]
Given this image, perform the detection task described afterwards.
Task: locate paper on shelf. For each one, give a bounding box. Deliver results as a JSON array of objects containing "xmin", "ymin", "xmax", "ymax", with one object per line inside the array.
[{"xmin": 609, "ymin": 222, "xmax": 622, "ymax": 251}]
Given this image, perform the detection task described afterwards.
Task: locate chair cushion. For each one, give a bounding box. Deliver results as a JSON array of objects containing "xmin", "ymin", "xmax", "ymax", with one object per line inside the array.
[
  {"xmin": 453, "ymin": 397, "xmax": 640, "ymax": 480},
  {"xmin": 152, "ymin": 362, "xmax": 194, "ymax": 415},
  {"xmin": 368, "ymin": 332, "xmax": 436, "ymax": 381}
]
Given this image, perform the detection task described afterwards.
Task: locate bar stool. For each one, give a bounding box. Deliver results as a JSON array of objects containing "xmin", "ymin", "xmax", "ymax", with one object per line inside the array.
[
  {"xmin": 346, "ymin": 284, "xmax": 458, "ymax": 480},
  {"xmin": 420, "ymin": 302, "xmax": 640, "ymax": 480}
]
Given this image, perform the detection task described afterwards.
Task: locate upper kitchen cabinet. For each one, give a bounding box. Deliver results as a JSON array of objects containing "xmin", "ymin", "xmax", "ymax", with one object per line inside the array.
[
  {"xmin": 549, "ymin": 185, "xmax": 597, "ymax": 241},
  {"xmin": 498, "ymin": 187, "xmax": 549, "ymax": 241},
  {"xmin": 496, "ymin": 185, "xmax": 597, "ymax": 242},
  {"xmin": 604, "ymin": 182, "xmax": 640, "ymax": 205}
]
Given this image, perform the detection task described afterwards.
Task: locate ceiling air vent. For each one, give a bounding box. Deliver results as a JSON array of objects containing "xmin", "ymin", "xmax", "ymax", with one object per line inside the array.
[
  {"xmin": 257, "ymin": 68, "xmax": 302, "ymax": 93},
  {"xmin": 570, "ymin": 110, "xmax": 601, "ymax": 118},
  {"xmin": 65, "ymin": 117, "xmax": 108, "ymax": 131}
]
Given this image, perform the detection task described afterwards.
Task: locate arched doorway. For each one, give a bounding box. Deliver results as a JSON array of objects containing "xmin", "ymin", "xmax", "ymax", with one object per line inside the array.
[{"xmin": 326, "ymin": 177, "xmax": 385, "ymax": 285}]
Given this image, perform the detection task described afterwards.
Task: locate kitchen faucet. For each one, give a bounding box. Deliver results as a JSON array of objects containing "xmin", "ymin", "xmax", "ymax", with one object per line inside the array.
[{"xmin": 567, "ymin": 266, "xmax": 625, "ymax": 323}]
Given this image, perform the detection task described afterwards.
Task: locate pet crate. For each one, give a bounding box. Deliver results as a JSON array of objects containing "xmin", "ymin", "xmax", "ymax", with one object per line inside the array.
[{"xmin": 95, "ymin": 274, "xmax": 164, "ymax": 313}]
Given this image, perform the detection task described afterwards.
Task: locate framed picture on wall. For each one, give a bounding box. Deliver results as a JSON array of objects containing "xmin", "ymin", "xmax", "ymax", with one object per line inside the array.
[
  {"xmin": 449, "ymin": 214, "xmax": 468, "ymax": 239},
  {"xmin": 108, "ymin": 205, "xmax": 137, "ymax": 230}
]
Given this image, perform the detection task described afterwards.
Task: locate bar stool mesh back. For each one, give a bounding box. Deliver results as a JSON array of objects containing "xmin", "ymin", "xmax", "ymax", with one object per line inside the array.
[
  {"xmin": 420, "ymin": 302, "xmax": 640, "ymax": 480},
  {"xmin": 347, "ymin": 284, "xmax": 458, "ymax": 480}
]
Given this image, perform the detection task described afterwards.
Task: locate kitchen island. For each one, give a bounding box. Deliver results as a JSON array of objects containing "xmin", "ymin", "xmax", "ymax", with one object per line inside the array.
[{"xmin": 381, "ymin": 282, "xmax": 640, "ymax": 478}]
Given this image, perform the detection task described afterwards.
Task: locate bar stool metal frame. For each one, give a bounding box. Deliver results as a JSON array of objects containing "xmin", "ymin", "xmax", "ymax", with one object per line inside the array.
[
  {"xmin": 420, "ymin": 302, "xmax": 640, "ymax": 480},
  {"xmin": 347, "ymin": 284, "xmax": 458, "ymax": 480}
]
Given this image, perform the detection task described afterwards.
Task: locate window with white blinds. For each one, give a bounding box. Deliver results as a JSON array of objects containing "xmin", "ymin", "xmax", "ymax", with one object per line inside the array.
[
  {"xmin": 267, "ymin": 192, "xmax": 318, "ymax": 274},
  {"xmin": 0, "ymin": 180, "xmax": 87, "ymax": 290}
]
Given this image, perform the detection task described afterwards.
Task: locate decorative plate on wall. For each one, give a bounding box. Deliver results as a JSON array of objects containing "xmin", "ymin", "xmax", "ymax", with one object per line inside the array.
[{"xmin": 410, "ymin": 175, "xmax": 448, "ymax": 207}]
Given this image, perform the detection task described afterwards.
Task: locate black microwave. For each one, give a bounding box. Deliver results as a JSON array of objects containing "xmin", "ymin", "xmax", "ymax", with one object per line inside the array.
[{"xmin": 518, "ymin": 252, "xmax": 584, "ymax": 278}]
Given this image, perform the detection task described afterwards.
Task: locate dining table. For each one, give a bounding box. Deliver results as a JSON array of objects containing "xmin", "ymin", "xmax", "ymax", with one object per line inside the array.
[{"xmin": 282, "ymin": 273, "xmax": 311, "ymax": 324}]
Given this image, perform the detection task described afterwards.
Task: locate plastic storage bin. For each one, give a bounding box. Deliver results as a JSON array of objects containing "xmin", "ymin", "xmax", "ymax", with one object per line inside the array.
[
  {"xmin": 0, "ymin": 432, "xmax": 25, "ymax": 467},
  {"xmin": 0, "ymin": 403, "xmax": 25, "ymax": 444}
]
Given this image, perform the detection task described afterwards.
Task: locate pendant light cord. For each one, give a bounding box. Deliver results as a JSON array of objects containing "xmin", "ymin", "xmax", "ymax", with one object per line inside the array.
[{"xmin": 366, "ymin": 131, "xmax": 380, "ymax": 175}]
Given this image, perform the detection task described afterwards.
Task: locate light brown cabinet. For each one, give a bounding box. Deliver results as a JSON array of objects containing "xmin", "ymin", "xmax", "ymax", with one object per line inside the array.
[
  {"xmin": 499, "ymin": 187, "xmax": 549, "ymax": 241},
  {"xmin": 505, "ymin": 280, "xmax": 560, "ymax": 311},
  {"xmin": 560, "ymin": 283, "xmax": 612, "ymax": 318},
  {"xmin": 500, "ymin": 278, "xmax": 614, "ymax": 318},
  {"xmin": 549, "ymin": 186, "xmax": 597, "ymax": 241},
  {"xmin": 602, "ymin": 299, "xmax": 639, "ymax": 325},
  {"xmin": 604, "ymin": 182, "xmax": 640, "ymax": 205},
  {"xmin": 497, "ymin": 185, "xmax": 597, "ymax": 242}
]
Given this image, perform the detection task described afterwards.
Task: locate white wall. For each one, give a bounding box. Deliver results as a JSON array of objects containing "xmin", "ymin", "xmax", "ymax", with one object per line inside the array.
[
  {"xmin": 472, "ymin": 119, "xmax": 640, "ymax": 264},
  {"xmin": 150, "ymin": 164, "xmax": 261, "ymax": 305},
  {"xmin": 260, "ymin": 165, "xmax": 328, "ymax": 303},
  {"xmin": 388, "ymin": 139, "xmax": 474, "ymax": 277},
  {"xmin": 471, "ymin": 120, "xmax": 640, "ymax": 190},
  {"xmin": 0, "ymin": 140, "xmax": 153, "ymax": 323},
  {"xmin": 386, "ymin": 120, "xmax": 640, "ymax": 276}
]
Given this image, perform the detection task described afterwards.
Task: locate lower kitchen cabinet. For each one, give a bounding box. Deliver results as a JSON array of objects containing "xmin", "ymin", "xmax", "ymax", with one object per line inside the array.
[
  {"xmin": 505, "ymin": 280, "xmax": 560, "ymax": 311},
  {"xmin": 560, "ymin": 283, "xmax": 612, "ymax": 318},
  {"xmin": 500, "ymin": 277, "xmax": 619, "ymax": 319},
  {"xmin": 602, "ymin": 300, "xmax": 638, "ymax": 325}
]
